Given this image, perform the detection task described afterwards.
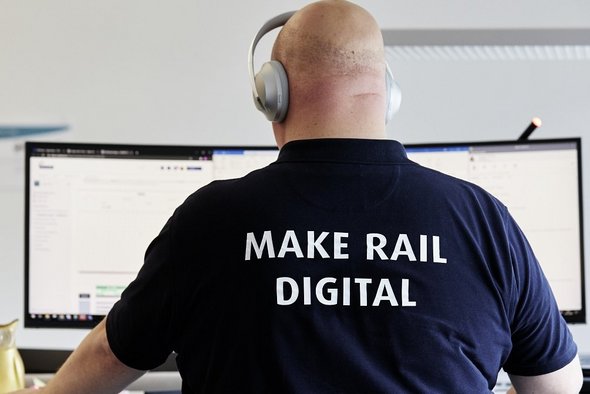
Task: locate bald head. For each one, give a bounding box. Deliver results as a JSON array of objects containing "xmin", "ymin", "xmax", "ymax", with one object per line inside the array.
[
  {"xmin": 270, "ymin": 0, "xmax": 388, "ymax": 147},
  {"xmin": 272, "ymin": 0, "xmax": 384, "ymax": 79}
]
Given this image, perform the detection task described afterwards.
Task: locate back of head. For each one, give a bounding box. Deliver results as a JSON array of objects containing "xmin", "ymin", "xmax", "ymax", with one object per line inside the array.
[{"xmin": 271, "ymin": 0, "xmax": 388, "ymax": 146}]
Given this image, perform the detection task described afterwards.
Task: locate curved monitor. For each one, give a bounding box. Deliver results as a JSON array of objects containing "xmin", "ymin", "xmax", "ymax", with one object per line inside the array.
[
  {"xmin": 25, "ymin": 138, "xmax": 585, "ymax": 328},
  {"xmin": 405, "ymin": 138, "xmax": 585, "ymax": 323},
  {"xmin": 24, "ymin": 142, "xmax": 278, "ymax": 328}
]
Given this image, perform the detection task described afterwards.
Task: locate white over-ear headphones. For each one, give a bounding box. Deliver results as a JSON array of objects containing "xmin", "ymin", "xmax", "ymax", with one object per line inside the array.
[{"xmin": 248, "ymin": 11, "xmax": 402, "ymax": 123}]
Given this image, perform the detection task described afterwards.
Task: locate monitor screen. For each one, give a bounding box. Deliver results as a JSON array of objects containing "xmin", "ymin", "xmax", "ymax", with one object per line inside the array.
[
  {"xmin": 25, "ymin": 142, "xmax": 279, "ymax": 328},
  {"xmin": 25, "ymin": 139, "xmax": 585, "ymax": 327},
  {"xmin": 405, "ymin": 138, "xmax": 585, "ymax": 323}
]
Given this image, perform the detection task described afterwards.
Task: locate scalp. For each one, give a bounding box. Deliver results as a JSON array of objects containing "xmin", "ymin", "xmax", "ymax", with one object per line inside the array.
[{"xmin": 272, "ymin": 0, "xmax": 385, "ymax": 80}]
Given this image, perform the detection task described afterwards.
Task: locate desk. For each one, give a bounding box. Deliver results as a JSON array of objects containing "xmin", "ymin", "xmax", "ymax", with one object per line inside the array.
[{"xmin": 25, "ymin": 371, "xmax": 181, "ymax": 392}]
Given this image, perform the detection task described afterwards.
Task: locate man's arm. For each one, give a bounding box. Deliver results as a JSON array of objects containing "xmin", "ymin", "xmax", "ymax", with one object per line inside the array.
[
  {"xmin": 508, "ymin": 354, "xmax": 583, "ymax": 394},
  {"xmin": 40, "ymin": 318, "xmax": 145, "ymax": 394}
]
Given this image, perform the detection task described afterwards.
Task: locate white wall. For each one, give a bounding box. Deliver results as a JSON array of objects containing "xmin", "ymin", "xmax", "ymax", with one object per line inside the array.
[{"xmin": 1, "ymin": 0, "xmax": 589, "ymax": 354}]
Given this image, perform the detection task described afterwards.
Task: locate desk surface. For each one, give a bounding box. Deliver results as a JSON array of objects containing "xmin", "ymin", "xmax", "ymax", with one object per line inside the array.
[{"xmin": 25, "ymin": 371, "xmax": 182, "ymax": 392}]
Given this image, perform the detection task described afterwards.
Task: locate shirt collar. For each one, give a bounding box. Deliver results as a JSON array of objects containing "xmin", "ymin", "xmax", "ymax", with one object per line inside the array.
[{"xmin": 277, "ymin": 138, "xmax": 408, "ymax": 164}]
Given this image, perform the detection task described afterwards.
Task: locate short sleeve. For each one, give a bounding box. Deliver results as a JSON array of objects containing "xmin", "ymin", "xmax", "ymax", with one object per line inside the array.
[
  {"xmin": 502, "ymin": 213, "xmax": 577, "ymax": 376},
  {"xmin": 106, "ymin": 213, "xmax": 178, "ymax": 371}
]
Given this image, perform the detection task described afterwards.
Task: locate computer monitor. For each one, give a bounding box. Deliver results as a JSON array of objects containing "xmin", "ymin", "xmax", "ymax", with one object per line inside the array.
[
  {"xmin": 24, "ymin": 142, "xmax": 279, "ymax": 328},
  {"xmin": 405, "ymin": 138, "xmax": 585, "ymax": 323},
  {"xmin": 25, "ymin": 138, "xmax": 585, "ymax": 327}
]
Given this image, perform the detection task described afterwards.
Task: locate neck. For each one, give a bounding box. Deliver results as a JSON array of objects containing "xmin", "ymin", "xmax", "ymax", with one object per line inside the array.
[
  {"xmin": 273, "ymin": 126, "xmax": 386, "ymax": 148},
  {"xmin": 274, "ymin": 79, "xmax": 387, "ymax": 147},
  {"xmin": 273, "ymin": 111, "xmax": 387, "ymax": 148}
]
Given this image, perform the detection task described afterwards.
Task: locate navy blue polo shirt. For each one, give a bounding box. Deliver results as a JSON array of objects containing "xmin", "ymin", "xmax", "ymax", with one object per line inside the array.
[{"xmin": 107, "ymin": 138, "xmax": 577, "ymax": 393}]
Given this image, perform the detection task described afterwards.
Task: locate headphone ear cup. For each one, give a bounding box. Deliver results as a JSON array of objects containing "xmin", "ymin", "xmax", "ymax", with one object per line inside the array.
[
  {"xmin": 385, "ymin": 63, "xmax": 402, "ymax": 124},
  {"xmin": 254, "ymin": 60, "xmax": 289, "ymax": 122}
]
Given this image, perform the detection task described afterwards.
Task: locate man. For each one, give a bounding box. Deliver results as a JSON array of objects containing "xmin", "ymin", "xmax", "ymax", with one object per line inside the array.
[{"xmin": 24, "ymin": 0, "xmax": 582, "ymax": 392}]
